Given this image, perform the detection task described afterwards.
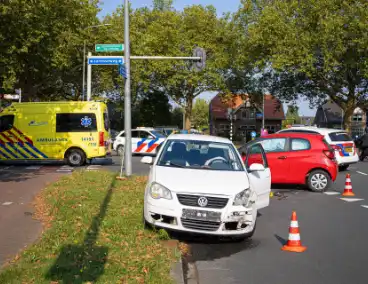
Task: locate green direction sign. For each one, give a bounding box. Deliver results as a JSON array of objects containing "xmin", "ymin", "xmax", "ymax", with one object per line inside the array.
[{"xmin": 95, "ymin": 44, "xmax": 124, "ymax": 52}]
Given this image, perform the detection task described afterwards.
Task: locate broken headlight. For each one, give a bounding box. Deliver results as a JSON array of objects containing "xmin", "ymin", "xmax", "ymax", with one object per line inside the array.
[
  {"xmin": 233, "ymin": 188, "xmax": 251, "ymax": 206},
  {"xmin": 149, "ymin": 182, "xmax": 172, "ymax": 200}
]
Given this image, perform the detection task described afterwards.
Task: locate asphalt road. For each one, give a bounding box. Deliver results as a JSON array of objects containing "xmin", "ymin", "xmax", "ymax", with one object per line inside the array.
[
  {"xmin": 185, "ymin": 162, "xmax": 368, "ymax": 284},
  {"xmin": 2, "ymin": 155, "xmax": 368, "ymax": 284}
]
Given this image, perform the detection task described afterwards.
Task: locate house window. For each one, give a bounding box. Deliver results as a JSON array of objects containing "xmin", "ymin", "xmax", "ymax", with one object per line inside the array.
[
  {"xmin": 219, "ymin": 124, "xmax": 230, "ymax": 131},
  {"xmin": 242, "ymin": 110, "xmax": 247, "ymax": 119},
  {"xmin": 249, "ymin": 109, "xmax": 255, "ymax": 119},
  {"xmin": 352, "ymin": 114, "xmax": 363, "ymax": 122}
]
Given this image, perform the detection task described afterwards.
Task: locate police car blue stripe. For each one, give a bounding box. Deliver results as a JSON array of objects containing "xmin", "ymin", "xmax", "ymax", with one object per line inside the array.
[
  {"xmin": 148, "ymin": 138, "xmax": 159, "ymax": 148},
  {"xmin": 137, "ymin": 138, "xmax": 146, "ymax": 147}
]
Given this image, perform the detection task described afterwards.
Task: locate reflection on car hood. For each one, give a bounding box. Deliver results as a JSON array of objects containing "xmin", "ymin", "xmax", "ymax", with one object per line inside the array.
[{"xmin": 153, "ymin": 166, "xmax": 249, "ymax": 196}]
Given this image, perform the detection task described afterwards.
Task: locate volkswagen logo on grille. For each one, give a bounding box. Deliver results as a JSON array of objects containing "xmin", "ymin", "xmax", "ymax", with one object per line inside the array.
[{"xmin": 197, "ymin": 197, "xmax": 208, "ymax": 207}]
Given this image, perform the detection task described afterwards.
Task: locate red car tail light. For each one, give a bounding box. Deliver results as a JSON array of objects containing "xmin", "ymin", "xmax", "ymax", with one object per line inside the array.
[
  {"xmin": 99, "ymin": 131, "xmax": 105, "ymax": 147},
  {"xmin": 323, "ymin": 150, "xmax": 335, "ymax": 160}
]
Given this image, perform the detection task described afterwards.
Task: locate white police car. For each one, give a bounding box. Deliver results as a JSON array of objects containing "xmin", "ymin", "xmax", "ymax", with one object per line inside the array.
[
  {"xmin": 113, "ymin": 127, "xmax": 167, "ymax": 156},
  {"xmin": 277, "ymin": 126, "xmax": 359, "ymax": 170}
]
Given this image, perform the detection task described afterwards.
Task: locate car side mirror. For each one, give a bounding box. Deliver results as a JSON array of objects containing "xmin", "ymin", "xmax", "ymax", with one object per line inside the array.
[
  {"xmin": 141, "ymin": 156, "xmax": 154, "ymax": 165},
  {"xmin": 147, "ymin": 135, "xmax": 154, "ymax": 139},
  {"xmin": 248, "ymin": 163, "xmax": 265, "ymax": 172}
]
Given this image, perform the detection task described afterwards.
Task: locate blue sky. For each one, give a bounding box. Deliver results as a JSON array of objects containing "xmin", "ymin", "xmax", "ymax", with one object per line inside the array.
[{"xmin": 99, "ymin": 0, "xmax": 316, "ymax": 117}]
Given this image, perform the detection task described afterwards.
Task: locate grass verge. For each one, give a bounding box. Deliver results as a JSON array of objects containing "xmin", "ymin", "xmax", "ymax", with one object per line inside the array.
[{"xmin": 0, "ymin": 171, "xmax": 179, "ymax": 284}]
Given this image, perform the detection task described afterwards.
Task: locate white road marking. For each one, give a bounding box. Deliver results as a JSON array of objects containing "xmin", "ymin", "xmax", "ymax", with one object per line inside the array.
[
  {"xmin": 339, "ymin": 198, "xmax": 364, "ymax": 202},
  {"xmin": 86, "ymin": 165, "xmax": 101, "ymax": 171},
  {"xmin": 0, "ymin": 166, "xmax": 13, "ymax": 171},
  {"xmin": 2, "ymin": 202, "xmax": 13, "ymax": 206},
  {"xmin": 361, "ymin": 205, "xmax": 368, "ymax": 209},
  {"xmin": 324, "ymin": 192, "xmax": 340, "ymax": 195},
  {"xmin": 357, "ymin": 171, "xmax": 368, "ymax": 176},
  {"xmin": 56, "ymin": 165, "xmax": 73, "ymax": 172},
  {"xmin": 25, "ymin": 166, "xmax": 42, "ymax": 170}
]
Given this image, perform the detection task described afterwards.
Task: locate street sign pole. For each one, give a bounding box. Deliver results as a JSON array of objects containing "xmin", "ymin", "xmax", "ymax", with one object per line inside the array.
[
  {"xmin": 87, "ymin": 52, "xmax": 92, "ymax": 101},
  {"xmin": 124, "ymin": 0, "xmax": 132, "ymax": 176},
  {"xmin": 82, "ymin": 40, "xmax": 86, "ymax": 101}
]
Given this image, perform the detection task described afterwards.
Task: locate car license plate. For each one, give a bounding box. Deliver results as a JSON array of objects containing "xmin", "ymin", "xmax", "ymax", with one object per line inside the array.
[
  {"xmin": 182, "ymin": 208, "xmax": 221, "ymax": 222},
  {"xmin": 345, "ymin": 147, "xmax": 352, "ymax": 153}
]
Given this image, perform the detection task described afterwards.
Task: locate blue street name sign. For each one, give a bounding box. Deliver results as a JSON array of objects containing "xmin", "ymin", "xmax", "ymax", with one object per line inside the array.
[{"xmin": 88, "ymin": 56, "xmax": 124, "ymax": 65}]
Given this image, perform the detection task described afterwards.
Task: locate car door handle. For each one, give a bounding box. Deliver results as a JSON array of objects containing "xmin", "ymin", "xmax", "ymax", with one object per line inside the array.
[{"xmin": 278, "ymin": 156, "xmax": 287, "ymax": 159}]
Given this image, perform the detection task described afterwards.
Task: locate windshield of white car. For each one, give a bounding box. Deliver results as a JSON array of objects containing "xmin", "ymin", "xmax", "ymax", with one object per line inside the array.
[
  {"xmin": 151, "ymin": 130, "xmax": 166, "ymax": 138},
  {"xmin": 157, "ymin": 139, "xmax": 244, "ymax": 171}
]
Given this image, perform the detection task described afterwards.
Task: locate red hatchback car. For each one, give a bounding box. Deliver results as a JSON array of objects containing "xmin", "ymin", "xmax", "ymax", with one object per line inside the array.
[{"xmin": 238, "ymin": 133, "xmax": 338, "ymax": 192}]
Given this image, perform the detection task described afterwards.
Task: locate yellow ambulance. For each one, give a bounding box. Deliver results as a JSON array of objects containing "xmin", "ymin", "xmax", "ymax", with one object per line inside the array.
[{"xmin": 0, "ymin": 101, "xmax": 111, "ymax": 166}]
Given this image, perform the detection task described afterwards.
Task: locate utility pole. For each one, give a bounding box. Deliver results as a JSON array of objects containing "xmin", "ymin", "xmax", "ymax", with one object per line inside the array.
[
  {"xmin": 82, "ymin": 24, "xmax": 112, "ymax": 101},
  {"xmin": 124, "ymin": 0, "xmax": 132, "ymax": 176},
  {"xmin": 82, "ymin": 40, "xmax": 86, "ymax": 101},
  {"xmin": 87, "ymin": 52, "xmax": 92, "ymax": 101}
]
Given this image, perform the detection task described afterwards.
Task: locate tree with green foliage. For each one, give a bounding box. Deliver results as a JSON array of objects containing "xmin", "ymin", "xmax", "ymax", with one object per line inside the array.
[
  {"xmin": 98, "ymin": 5, "xmax": 231, "ymax": 130},
  {"xmin": 192, "ymin": 99, "xmax": 209, "ymax": 130},
  {"xmin": 153, "ymin": 0, "xmax": 173, "ymax": 11},
  {"xmin": 0, "ymin": 0, "xmax": 100, "ymax": 101},
  {"xmin": 283, "ymin": 105, "xmax": 301, "ymax": 128},
  {"xmin": 235, "ymin": 0, "xmax": 368, "ymax": 132},
  {"xmin": 134, "ymin": 90, "xmax": 172, "ymax": 127}
]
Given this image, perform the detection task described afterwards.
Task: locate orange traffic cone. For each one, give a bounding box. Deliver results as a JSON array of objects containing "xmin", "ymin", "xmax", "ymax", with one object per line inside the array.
[
  {"xmin": 282, "ymin": 211, "xmax": 307, "ymax": 253},
  {"xmin": 342, "ymin": 174, "xmax": 355, "ymax": 196}
]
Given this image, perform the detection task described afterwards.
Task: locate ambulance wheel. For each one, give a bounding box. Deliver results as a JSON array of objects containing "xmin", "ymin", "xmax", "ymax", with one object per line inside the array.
[
  {"xmin": 117, "ymin": 145, "xmax": 124, "ymax": 156},
  {"xmin": 65, "ymin": 148, "xmax": 86, "ymax": 167}
]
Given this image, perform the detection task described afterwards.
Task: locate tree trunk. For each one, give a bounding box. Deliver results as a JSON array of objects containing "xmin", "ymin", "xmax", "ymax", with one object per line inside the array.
[
  {"xmin": 343, "ymin": 107, "xmax": 354, "ymax": 134},
  {"xmin": 184, "ymin": 96, "xmax": 194, "ymax": 131}
]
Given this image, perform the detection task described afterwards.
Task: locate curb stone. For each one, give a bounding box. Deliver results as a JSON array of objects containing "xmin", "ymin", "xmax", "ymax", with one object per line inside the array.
[{"xmin": 170, "ymin": 257, "xmax": 185, "ymax": 284}]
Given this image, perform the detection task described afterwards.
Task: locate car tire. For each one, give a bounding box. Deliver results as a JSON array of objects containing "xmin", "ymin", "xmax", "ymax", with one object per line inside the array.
[
  {"xmin": 65, "ymin": 148, "xmax": 86, "ymax": 167},
  {"xmin": 339, "ymin": 165, "xmax": 349, "ymax": 171},
  {"xmin": 307, "ymin": 170, "xmax": 331, "ymax": 192},
  {"xmin": 117, "ymin": 145, "xmax": 124, "ymax": 156},
  {"xmin": 232, "ymin": 221, "xmax": 257, "ymax": 242}
]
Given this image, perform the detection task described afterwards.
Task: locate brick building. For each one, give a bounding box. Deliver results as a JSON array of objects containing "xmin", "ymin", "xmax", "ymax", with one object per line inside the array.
[{"xmin": 209, "ymin": 94, "xmax": 285, "ymax": 141}]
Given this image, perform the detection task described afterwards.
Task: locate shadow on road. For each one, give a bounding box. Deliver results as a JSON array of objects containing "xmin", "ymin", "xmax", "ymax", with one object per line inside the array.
[
  {"xmin": 274, "ymin": 234, "xmax": 287, "ymax": 246},
  {"xmin": 45, "ymin": 180, "xmax": 115, "ymax": 283},
  {"xmin": 0, "ymin": 167, "xmax": 52, "ymax": 183},
  {"xmin": 184, "ymin": 236, "xmax": 261, "ymax": 261}
]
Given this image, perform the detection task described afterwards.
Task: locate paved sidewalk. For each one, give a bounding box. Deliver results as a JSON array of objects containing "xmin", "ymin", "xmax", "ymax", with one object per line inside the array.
[{"xmin": 0, "ymin": 171, "xmax": 62, "ymax": 267}]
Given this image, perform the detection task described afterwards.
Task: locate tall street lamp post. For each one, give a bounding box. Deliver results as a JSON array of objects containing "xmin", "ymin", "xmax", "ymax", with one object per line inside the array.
[{"xmin": 82, "ymin": 24, "xmax": 112, "ymax": 101}]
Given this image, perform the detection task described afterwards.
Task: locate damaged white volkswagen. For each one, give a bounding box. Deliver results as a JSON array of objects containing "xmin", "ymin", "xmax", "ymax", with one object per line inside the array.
[{"xmin": 141, "ymin": 134, "xmax": 271, "ymax": 240}]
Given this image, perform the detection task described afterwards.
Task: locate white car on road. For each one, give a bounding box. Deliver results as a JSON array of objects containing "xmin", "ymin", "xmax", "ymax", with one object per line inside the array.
[
  {"xmin": 113, "ymin": 127, "xmax": 166, "ymax": 156},
  {"xmin": 141, "ymin": 134, "xmax": 271, "ymax": 240},
  {"xmin": 278, "ymin": 126, "xmax": 359, "ymax": 171}
]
